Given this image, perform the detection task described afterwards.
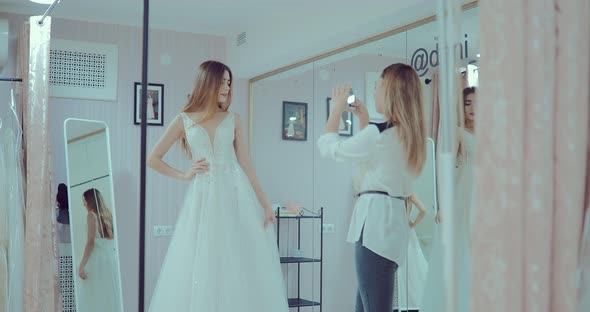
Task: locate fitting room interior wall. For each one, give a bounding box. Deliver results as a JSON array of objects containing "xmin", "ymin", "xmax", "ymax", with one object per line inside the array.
[
  {"xmin": 0, "ymin": 12, "xmax": 238, "ymax": 311},
  {"xmin": 251, "ymin": 53, "xmax": 406, "ymax": 312}
]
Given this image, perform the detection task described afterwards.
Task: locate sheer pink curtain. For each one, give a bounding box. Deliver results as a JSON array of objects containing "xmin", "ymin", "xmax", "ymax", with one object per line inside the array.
[
  {"xmin": 472, "ymin": 0, "xmax": 589, "ymax": 311},
  {"xmin": 18, "ymin": 17, "xmax": 60, "ymax": 312}
]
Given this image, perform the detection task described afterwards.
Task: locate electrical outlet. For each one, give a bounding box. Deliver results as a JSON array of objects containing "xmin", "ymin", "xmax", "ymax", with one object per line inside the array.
[
  {"xmin": 153, "ymin": 226, "xmax": 163, "ymax": 237},
  {"xmin": 322, "ymin": 223, "xmax": 335, "ymax": 234},
  {"xmin": 163, "ymin": 225, "xmax": 174, "ymax": 236}
]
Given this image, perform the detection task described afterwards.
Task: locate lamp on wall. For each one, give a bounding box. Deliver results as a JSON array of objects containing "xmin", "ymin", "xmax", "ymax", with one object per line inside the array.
[{"xmin": 29, "ymin": 0, "xmax": 55, "ymax": 3}]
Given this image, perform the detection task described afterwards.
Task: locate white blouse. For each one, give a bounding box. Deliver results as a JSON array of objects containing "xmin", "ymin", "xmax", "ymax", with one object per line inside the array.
[{"xmin": 317, "ymin": 124, "xmax": 417, "ymax": 265}]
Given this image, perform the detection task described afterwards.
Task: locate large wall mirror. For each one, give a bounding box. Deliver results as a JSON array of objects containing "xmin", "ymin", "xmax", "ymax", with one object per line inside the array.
[
  {"xmin": 64, "ymin": 118, "xmax": 124, "ymax": 312},
  {"xmin": 248, "ymin": 4, "xmax": 479, "ymax": 312}
]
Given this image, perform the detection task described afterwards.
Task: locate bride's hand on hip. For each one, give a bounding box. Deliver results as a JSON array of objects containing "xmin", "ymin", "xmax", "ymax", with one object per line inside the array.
[{"xmin": 184, "ymin": 158, "xmax": 209, "ymax": 179}]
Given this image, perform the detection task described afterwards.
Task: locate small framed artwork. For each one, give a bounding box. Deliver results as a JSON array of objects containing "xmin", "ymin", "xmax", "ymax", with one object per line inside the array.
[
  {"xmin": 134, "ymin": 82, "xmax": 164, "ymax": 126},
  {"xmin": 326, "ymin": 97, "xmax": 353, "ymax": 136},
  {"xmin": 282, "ymin": 101, "xmax": 308, "ymax": 141}
]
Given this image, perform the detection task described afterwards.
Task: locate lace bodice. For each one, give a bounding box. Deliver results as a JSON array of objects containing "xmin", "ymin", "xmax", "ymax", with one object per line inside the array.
[{"xmin": 180, "ymin": 112, "xmax": 238, "ymax": 166}]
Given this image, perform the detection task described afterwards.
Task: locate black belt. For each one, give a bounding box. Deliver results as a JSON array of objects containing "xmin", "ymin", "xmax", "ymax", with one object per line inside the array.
[{"xmin": 355, "ymin": 190, "xmax": 407, "ymax": 201}]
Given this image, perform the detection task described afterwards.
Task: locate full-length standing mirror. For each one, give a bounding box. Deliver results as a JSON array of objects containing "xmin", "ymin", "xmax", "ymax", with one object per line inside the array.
[{"xmin": 64, "ymin": 118, "xmax": 124, "ymax": 312}]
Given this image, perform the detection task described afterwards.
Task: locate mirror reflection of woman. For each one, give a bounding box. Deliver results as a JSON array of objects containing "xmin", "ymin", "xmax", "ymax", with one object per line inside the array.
[
  {"xmin": 318, "ymin": 63, "xmax": 427, "ymax": 312},
  {"xmin": 77, "ymin": 188, "xmax": 121, "ymax": 311},
  {"xmin": 421, "ymin": 87, "xmax": 477, "ymax": 312},
  {"xmin": 463, "ymin": 87, "xmax": 476, "ymax": 134}
]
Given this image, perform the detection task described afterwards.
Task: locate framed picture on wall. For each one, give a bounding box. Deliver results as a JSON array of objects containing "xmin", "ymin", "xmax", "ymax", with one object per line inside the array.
[
  {"xmin": 134, "ymin": 82, "xmax": 164, "ymax": 126},
  {"xmin": 282, "ymin": 101, "xmax": 308, "ymax": 141},
  {"xmin": 326, "ymin": 97, "xmax": 353, "ymax": 136}
]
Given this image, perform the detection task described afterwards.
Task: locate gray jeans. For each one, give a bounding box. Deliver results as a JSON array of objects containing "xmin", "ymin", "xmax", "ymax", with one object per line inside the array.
[{"xmin": 355, "ymin": 231, "xmax": 398, "ymax": 312}]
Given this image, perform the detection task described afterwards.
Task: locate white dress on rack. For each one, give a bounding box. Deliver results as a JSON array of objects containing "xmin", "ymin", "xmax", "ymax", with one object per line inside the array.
[
  {"xmin": 420, "ymin": 130, "xmax": 474, "ymax": 312},
  {"xmin": 0, "ymin": 90, "xmax": 25, "ymax": 312},
  {"xmin": 76, "ymin": 212, "xmax": 121, "ymax": 312},
  {"xmin": 148, "ymin": 112, "xmax": 289, "ymax": 312}
]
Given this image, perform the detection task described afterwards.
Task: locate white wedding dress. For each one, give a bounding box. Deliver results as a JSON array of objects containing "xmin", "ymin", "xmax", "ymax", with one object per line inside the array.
[
  {"xmin": 397, "ymin": 227, "xmax": 428, "ymax": 309},
  {"xmin": 420, "ymin": 130, "xmax": 474, "ymax": 312},
  {"xmin": 148, "ymin": 112, "xmax": 289, "ymax": 312},
  {"xmin": 76, "ymin": 212, "xmax": 121, "ymax": 312}
]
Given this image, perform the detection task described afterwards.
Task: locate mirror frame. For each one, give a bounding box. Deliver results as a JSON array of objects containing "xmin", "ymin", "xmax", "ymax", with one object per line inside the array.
[{"xmin": 63, "ymin": 118, "xmax": 125, "ymax": 312}]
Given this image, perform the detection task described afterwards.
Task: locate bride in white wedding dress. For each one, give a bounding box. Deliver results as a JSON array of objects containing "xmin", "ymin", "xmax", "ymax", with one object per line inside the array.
[
  {"xmin": 147, "ymin": 60, "xmax": 289, "ymax": 312},
  {"xmin": 420, "ymin": 87, "xmax": 477, "ymax": 312}
]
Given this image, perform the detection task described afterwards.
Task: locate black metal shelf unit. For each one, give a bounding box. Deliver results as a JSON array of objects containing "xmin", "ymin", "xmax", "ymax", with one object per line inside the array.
[{"xmin": 276, "ymin": 207, "xmax": 323, "ymax": 311}]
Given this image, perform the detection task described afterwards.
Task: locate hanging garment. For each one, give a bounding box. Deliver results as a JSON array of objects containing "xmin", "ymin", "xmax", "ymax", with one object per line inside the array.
[{"xmin": 2, "ymin": 88, "xmax": 25, "ymax": 312}]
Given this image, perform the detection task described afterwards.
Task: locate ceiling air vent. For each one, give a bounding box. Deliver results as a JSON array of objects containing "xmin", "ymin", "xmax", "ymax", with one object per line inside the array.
[{"xmin": 236, "ymin": 32, "xmax": 247, "ymax": 47}]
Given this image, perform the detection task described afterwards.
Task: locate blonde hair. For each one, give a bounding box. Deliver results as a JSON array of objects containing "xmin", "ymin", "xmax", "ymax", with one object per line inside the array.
[
  {"xmin": 380, "ymin": 63, "xmax": 427, "ymax": 176},
  {"xmin": 83, "ymin": 188, "xmax": 115, "ymax": 239},
  {"xmin": 180, "ymin": 60, "xmax": 233, "ymax": 156}
]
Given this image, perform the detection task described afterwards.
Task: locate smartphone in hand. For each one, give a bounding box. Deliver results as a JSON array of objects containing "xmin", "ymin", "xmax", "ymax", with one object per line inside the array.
[{"xmin": 347, "ymin": 88, "xmax": 355, "ymax": 107}]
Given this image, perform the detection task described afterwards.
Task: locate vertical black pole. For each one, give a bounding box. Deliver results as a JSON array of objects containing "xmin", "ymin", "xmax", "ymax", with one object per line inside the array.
[
  {"xmin": 320, "ymin": 208, "xmax": 323, "ymax": 311},
  {"xmin": 138, "ymin": 0, "xmax": 149, "ymax": 311},
  {"xmin": 297, "ymin": 217, "xmax": 301, "ymax": 312},
  {"xmin": 276, "ymin": 209, "xmax": 280, "ymax": 249}
]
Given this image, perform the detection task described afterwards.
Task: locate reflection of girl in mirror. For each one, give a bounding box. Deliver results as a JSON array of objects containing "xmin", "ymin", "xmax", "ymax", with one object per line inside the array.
[
  {"xmin": 463, "ymin": 87, "xmax": 476, "ymax": 134},
  {"xmin": 434, "ymin": 86, "xmax": 477, "ymax": 224},
  {"xmin": 318, "ymin": 63, "xmax": 427, "ymax": 312},
  {"xmin": 421, "ymin": 87, "xmax": 477, "ymax": 312},
  {"xmin": 77, "ymin": 188, "xmax": 120, "ymax": 311},
  {"xmin": 147, "ymin": 60, "xmax": 288, "ymax": 312}
]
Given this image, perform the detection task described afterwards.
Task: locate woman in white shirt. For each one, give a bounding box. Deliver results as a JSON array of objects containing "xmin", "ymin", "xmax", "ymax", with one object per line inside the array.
[{"xmin": 318, "ymin": 63, "xmax": 427, "ymax": 312}]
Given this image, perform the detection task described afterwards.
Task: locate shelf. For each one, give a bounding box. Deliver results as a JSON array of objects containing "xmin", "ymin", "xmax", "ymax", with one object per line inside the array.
[
  {"xmin": 288, "ymin": 298, "xmax": 321, "ymax": 308},
  {"xmin": 280, "ymin": 257, "xmax": 321, "ymax": 264},
  {"xmin": 277, "ymin": 215, "xmax": 322, "ymax": 219},
  {"xmin": 275, "ymin": 207, "xmax": 323, "ymax": 219}
]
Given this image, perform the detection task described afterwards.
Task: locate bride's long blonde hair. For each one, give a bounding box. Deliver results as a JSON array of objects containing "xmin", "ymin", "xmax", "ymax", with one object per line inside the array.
[
  {"xmin": 380, "ymin": 63, "xmax": 427, "ymax": 176},
  {"xmin": 83, "ymin": 188, "xmax": 114, "ymax": 239},
  {"xmin": 180, "ymin": 60, "xmax": 233, "ymax": 156}
]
